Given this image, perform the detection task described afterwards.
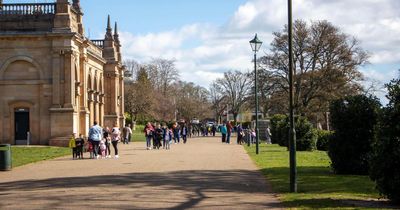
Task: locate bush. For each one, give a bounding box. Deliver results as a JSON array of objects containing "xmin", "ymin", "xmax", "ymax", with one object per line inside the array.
[
  {"xmin": 270, "ymin": 114, "xmax": 317, "ymax": 151},
  {"xmin": 315, "ymin": 130, "xmax": 333, "ymax": 151},
  {"xmin": 328, "ymin": 94, "xmax": 381, "ymax": 175},
  {"xmin": 294, "ymin": 116, "xmax": 317, "ymax": 151},
  {"xmin": 270, "ymin": 114, "xmax": 287, "ymax": 145},
  {"xmin": 370, "ymin": 76, "xmax": 400, "ymax": 203}
]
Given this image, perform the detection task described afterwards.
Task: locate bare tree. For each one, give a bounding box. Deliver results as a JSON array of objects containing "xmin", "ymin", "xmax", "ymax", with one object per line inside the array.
[
  {"xmin": 149, "ymin": 58, "xmax": 180, "ymax": 96},
  {"xmin": 209, "ymin": 82, "xmax": 228, "ymax": 123},
  {"xmin": 123, "ymin": 59, "xmax": 140, "ymax": 81},
  {"xmin": 215, "ymin": 70, "xmax": 253, "ymax": 122},
  {"xmin": 260, "ymin": 20, "xmax": 368, "ymax": 117}
]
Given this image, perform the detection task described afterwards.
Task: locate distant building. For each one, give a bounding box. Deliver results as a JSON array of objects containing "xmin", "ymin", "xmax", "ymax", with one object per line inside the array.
[{"xmin": 0, "ymin": 0, "xmax": 125, "ymax": 146}]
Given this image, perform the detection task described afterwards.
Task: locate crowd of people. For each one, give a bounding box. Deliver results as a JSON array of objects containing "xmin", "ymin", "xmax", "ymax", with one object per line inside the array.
[
  {"xmin": 68, "ymin": 120, "xmax": 272, "ymax": 159},
  {"xmin": 68, "ymin": 121, "xmax": 133, "ymax": 159},
  {"xmin": 143, "ymin": 121, "xmax": 190, "ymax": 150}
]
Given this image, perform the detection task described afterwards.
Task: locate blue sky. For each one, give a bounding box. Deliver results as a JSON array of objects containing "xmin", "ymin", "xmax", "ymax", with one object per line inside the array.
[{"xmin": 79, "ymin": 0, "xmax": 399, "ymax": 104}]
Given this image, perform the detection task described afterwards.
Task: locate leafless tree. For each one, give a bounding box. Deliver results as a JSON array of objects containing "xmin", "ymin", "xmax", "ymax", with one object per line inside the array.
[
  {"xmin": 215, "ymin": 70, "xmax": 253, "ymax": 122},
  {"xmin": 260, "ymin": 20, "xmax": 368, "ymax": 118}
]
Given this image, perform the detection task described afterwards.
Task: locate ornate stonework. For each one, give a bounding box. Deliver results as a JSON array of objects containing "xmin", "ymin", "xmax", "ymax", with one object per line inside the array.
[{"xmin": 0, "ymin": 0, "xmax": 125, "ymax": 146}]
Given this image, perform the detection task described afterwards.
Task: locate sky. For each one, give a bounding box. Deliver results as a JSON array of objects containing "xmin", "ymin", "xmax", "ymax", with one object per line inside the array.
[{"xmin": 75, "ymin": 0, "xmax": 400, "ymax": 104}]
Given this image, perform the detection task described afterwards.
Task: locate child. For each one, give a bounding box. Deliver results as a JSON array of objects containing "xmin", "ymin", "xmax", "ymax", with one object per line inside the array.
[
  {"xmin": 87, "ymin": 140, "xmax": 94, "ymax": 159},
  {"xmin": 75, "ymin": 134, "xmax": 85, "ymax": 159},
  {"xmin": 163, "ymin": 127, "xmax": 172, "ymax": 150},
  {"xmin": 99, "ymin": 139, "xmax": 106, "ymax": 158},
  {"xmin": 68, "ymin": 133, "xmax": 77, "ymax": 159}
]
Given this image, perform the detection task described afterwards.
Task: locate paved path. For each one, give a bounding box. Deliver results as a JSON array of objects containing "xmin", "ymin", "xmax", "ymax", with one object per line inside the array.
[{"xmin": 0, "ymin": 136, "xmax": 282, "ymax": 209}]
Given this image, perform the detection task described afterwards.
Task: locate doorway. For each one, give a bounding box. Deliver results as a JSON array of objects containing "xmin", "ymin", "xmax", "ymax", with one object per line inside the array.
[{"xmin": 15, "ymin": 108, "xmax": 29, "ymax": 145}]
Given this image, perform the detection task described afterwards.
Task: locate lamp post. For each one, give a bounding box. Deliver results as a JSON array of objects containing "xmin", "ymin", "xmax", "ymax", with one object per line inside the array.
[
  {"xmin": 288, "ymin": 0, "xmax": 297, "ymax": 193},
  {"xmin": 249, "ymin": 33, "xmax": 262, "ymax": 155}
]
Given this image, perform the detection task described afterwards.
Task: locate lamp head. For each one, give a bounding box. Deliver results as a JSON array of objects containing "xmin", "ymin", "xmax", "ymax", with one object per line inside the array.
[{"xmin": 250, "ymin": 33, "xmax": 263, "ymax": 53}]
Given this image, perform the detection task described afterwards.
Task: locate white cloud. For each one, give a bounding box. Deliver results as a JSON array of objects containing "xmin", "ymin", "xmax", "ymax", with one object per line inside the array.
[{"xmin": 120, "ymin": 0, "xmax": 400, "ymax": 98}]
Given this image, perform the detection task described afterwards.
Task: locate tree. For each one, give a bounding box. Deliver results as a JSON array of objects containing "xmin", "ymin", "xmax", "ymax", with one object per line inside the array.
[
  {"xmin": 215, "ymin": 70, "xmax": 252, "ymax": 122},
  {"xmin": 209, "ymin": 82, "xmax": 228, "ymax": 123},
  {"xmin": 370, "ymin": 72, "xmax": 400, "ymax": 203},
  {"xmin": 124, "ymin": 67, "xmax": 155, "ymax": 122},
  {"xmin": 123, "ymin": 59, "xmax": 140, "ymax": 81},
  {"xmin": 148, "ymin": 58, "xmax": 179, "ymax": 96},
  {"xmin": 259, "ymin": 20, "xmax": 368, "ymax": 119}
]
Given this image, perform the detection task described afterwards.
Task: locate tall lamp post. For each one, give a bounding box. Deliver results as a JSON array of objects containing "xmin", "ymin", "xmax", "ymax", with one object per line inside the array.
[
  {"xmin": 249, "ymin": 34, "xmax": 262, "ymax": 155},
  {"xmin": 288, "ymin": 0, "xmax": 297, "ymax": 193}
]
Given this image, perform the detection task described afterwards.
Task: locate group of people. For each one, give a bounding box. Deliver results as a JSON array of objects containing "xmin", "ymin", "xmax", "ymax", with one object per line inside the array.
[
  {"xmin": 143, "ymin": 122, "xmax": 190, "ymax": 150},
  {"xmin": 68, "ymin": 121, "xmax": 133, "ymax": 159},
  {"xmin": 219, "ymin": 121, "xmax": 273, "ymax": 145}
]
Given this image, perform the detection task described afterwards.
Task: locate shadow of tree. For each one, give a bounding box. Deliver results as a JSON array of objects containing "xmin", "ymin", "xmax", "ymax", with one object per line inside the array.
[{"xmin": 0, "ymin": 170, "xmax": 282, "ymax": 209}]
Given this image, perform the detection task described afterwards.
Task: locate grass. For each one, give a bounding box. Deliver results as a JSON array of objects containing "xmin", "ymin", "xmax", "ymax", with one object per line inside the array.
[
  {"xmin": 131, "ymin": 124, "xmax": 146, "ymax": 142},
  {"xmin": 11, "ymin": 146, "xmax": 70, "ymax": 168},
  {"xmin": 244, "ymin": 144, "xmax": 393, "ymax": 209}
]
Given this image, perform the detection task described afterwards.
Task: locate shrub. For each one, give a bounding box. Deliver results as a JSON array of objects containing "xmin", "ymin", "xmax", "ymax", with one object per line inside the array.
[
  {"xmin": 270, "ymin": 114, "xmax": 317, "ymax": 151},
  {"xmin": 370, "ymin": 76, "xmax": 400, "ymax": 203},
  {"xmin": 294, "ymin": 116, "xmax": 317, "ymax": 151},
  {"xmin": 315, "ymin": 130, "xmax": 333, "ymax": 151},
  {"xmin": 328, "ymin": 94, "xmax": 381, "ymax": 175},
  {"xmin": 270, "ymin": 114, "xmax": 287, "ymax": 145}
]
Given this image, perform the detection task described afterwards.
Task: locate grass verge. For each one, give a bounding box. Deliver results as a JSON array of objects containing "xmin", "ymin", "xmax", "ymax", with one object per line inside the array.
[
  {"xmin": 11, "ymin": 146, "xmax": 70, "ymax": 168},
  {"xmin": 244, "ymin": 144, "xmax": 394, "ymax": 209},
  {"xmin": 131, "ymin": 124, "xmax": 146, "ymax": 142}
]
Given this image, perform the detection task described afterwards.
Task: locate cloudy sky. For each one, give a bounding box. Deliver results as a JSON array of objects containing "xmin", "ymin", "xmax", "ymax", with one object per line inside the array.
[{"xmin": 80, "ymin": 0, "xmax": 400, "ymax": 104}]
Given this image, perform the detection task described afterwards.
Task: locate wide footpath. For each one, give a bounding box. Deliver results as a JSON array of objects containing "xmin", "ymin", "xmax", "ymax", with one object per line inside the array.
[{"xmin": 0, "ymin": 136, "xmax": 282, "ymax": 209}]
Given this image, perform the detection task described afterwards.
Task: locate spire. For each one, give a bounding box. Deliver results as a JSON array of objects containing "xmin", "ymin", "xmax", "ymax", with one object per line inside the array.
[
  {"xmin": 105, "ymin": 15, "xmax": 113, "ymax": 40},
  {"xmin": 114, "ymin": 22, "xmax": 120, "ymax": 42},
  {"xmin": 72, "ymin": 0, "xmax": 81, "ymax": 11}
]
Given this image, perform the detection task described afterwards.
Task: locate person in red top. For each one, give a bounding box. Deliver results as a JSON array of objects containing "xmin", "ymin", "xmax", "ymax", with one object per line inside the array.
[
  {"xmin": 226, "ymin": 121, "xmax": 233, "ymax": 144},
  {"xmin": 144, "ymin": 122, "xmax": 154, "ymax": 150}
]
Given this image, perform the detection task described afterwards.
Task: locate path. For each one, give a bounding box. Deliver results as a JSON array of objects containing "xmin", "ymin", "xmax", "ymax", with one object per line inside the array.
[{"xmin": 0, "ymin": 136, "xmax": 282, "ymax": 209}]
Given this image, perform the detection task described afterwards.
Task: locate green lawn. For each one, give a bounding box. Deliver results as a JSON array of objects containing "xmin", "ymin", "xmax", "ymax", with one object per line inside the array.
[
  {"xmin": 131, "ymin": 124, "xmax": 146, "ymax": 142},
  {"xmin": 245, "ymin": 144, "xmax": 389, "ymax": 209},
  {"xmin": 11, "ymin": 146, "xmax": 70, "ymax": 168}
]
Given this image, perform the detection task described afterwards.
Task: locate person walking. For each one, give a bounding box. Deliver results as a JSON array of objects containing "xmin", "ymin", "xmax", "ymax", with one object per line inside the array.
[
  {"xmin": 144, "ymin": 122, "xmax": 154, "ymax": 150},
  {"xmin": 103, "ymin": 127, "xmax": 111, "ymax": 158},
  {"xmin": 220, "ymin": 122, "xmax": 227, "ymax": 143},
  {"xmin": 123, "ymin": 124, "xmax": 132, "ymax": 144},
  {"xmin": 265, "ymin": 126, "xmax": 272, "ymax": 144},
  {"xmin": 226, "ymin": 121, "xmax": 233, "ymax": 144},
  {"xmin": 181, "ymin": 123, "xmax": 188, "ymax": 144},
  {"xmin": 111, "ymin": 123, "xmax": 121, "ymax": 158},
  {"xmin": 88, "ymin": 121, "xmax": 103, "ymax": 159},
  {"xmin": 237, "ymin": 124, "xmax": 244, "ymax": 145}
]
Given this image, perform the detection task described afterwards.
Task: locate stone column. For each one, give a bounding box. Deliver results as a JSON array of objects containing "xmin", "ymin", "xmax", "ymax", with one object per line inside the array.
[
  {"xmin": 51, "ymin": 50, "xmax": 62, "ymax": 108},
  {"xmin": 63, "ymin": 50, "xmax": 74, "ymax": 108}
]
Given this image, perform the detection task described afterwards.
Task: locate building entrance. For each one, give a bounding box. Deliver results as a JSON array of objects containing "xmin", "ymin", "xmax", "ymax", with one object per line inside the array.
[{"xmin": 15, "ymin": 108, "xmax": 29, "ymax": 145}]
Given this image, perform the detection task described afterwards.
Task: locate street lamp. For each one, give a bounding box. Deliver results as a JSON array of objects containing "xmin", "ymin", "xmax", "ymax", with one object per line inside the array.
[
  {"xmin": 249, "ymin": 33, "xmax": 262, "ymax": 155},
  {"xmin": 288, "ymin": 0, "xmax": 297, "ymax": 193}
]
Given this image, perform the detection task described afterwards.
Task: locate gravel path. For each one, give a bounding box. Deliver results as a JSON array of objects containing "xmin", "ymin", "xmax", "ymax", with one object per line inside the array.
[{"xmin": 0, "ymin": 136, "xmax": 282, "ymax": 209}]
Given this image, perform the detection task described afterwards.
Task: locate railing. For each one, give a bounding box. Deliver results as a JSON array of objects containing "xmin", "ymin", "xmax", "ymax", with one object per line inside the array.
[
  {"xmin": 91, "ymin": 39, "xmax": 104, "ymax": 48},
  {"xmin": 0, "ymin": 3, "xmax": 56, "ymax": 15}
]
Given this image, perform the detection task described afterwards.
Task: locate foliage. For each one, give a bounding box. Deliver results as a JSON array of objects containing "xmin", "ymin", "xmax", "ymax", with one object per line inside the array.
[
  {"xmin": 270, "ymin": 114, "xmax": 287, "ymax": 145},
  {"xmin": 124, "ymin": 58, "xmax": 212, "ymax": 122},
  {"xmin": 270, "ymin": 114, "xmax": 317, "ymax": 151},
  {"xmin": 259, "ymin": 20, "xmax": 367, "ymax": 119},
  {"xmin": 315, "ymin": 130, "xmax": 333, "ymax": 151},
  {"xmin": 295, "ymin": 116, "xmax": 318, "ymax": 151},
  {"xmin": 11, "ymin": 146, "xmax": 70, "ymax": 167},
  {"xmin": 328, "ymin": 95, "xmax": 381, "ymax": 175},
  {"xmin": 245, "ymin": 144, "xmax": 381, "ymax": 209},
  {"xmin": 370, "ymin": 74, "xmax": 400, "ymax": 203}
]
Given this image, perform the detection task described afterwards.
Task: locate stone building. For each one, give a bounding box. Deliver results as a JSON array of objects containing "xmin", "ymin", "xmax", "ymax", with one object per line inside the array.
[{"xmin": 0, "ymin": 0, "xmax": 125, "ymax": 146}]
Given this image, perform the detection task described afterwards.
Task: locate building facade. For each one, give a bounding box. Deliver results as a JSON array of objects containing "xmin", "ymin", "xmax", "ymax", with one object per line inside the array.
[{"xmin": 0, "ymin": 0, "xmax": 125, "ymax": 146}]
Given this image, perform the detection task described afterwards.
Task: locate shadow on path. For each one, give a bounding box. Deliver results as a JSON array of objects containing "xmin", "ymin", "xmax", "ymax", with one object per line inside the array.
[{"xmin": 0, "ymin": 169, "xmax": 281, "ymax": 209}]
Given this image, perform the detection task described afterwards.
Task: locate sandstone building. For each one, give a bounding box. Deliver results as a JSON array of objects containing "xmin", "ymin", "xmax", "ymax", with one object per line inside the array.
[{"xmin": 0, "ymin": 0, "xmax": 125, "ymax": 146}]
